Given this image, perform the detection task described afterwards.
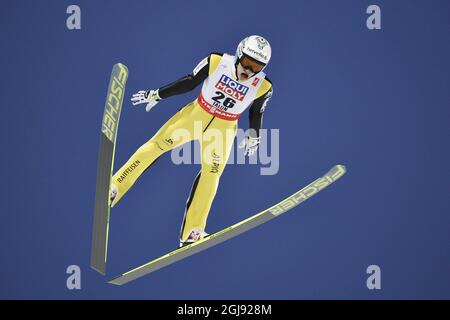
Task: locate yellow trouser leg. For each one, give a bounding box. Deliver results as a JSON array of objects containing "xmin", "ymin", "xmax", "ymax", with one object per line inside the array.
[
  {"xmin": 181, "ymin": 118, "xmax": 237, "ymax": 240},
  {"xmin": 111, "ymin": 102, "xmax": 198, "ymax": 206}
]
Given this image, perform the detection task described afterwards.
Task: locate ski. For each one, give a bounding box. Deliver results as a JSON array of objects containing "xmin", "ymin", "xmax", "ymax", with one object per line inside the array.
[
  {"xmin": 108, "ymin": 164, "xmax": 346, "ymax": 285},
  {"xmin": 90, "ymin": 63, "xmax": 128, "ymax": 275}
]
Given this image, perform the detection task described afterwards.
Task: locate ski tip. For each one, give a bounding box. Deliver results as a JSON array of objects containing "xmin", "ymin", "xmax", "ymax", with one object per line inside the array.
[
  {"xmin": 335, "ymin": 164, "xmax": 347, "ymax": 172},
  {"xmin": 115, "ymin": 62, "xmax": 129, "ymax": 71}
]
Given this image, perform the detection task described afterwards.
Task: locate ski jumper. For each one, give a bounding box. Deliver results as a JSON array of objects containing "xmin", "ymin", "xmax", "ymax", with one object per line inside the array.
[{"xmin": 110, "ymin": 53, "xmax": 273, "ymax": 241}]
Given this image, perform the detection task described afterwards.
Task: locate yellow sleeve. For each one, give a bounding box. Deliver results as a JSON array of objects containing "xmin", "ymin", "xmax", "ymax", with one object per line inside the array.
[
  {"xmin": 255, "ymin": 78, "xmax": 273, "ymax": 99},
  {"xmin": 208, "ymin": 53, "xmax": 222, "ymax": 76}
]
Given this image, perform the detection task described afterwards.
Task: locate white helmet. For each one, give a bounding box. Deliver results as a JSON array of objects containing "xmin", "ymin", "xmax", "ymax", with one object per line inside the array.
[{"xmin": 235, "ymin": 35, "xmax": 272, "ymax": 70}]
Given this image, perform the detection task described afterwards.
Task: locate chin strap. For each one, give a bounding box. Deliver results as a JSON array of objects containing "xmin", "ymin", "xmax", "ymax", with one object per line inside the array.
[{"xmin": 234, "ymin": 62, "xmax": 239, "ymax": 80}]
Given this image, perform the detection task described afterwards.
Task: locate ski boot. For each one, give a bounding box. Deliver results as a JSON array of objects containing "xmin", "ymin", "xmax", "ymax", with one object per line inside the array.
[{"xmin": 179, "ymin": 228, "xmax": 209, "ymax": 248}]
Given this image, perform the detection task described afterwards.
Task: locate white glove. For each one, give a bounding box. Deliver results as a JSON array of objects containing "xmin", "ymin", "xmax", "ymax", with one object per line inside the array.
[
  {"xmin": 131, "ymin": 89, "xmax": 161, "ymax": 112},
  {"xmin": 238, "ymin": 136, "xmax": 260, "ymax": 156}
]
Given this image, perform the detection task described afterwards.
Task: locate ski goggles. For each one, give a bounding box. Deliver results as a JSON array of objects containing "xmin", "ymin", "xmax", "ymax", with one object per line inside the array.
[{"xmin": 239, "ymin": 55, "xmax": 265, "ymax": 74}]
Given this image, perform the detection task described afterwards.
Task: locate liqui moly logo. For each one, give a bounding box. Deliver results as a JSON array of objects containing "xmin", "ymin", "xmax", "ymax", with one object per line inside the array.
[{"xmin": 215, "ymin": 75, "xmax": 249, "ymax": 101}]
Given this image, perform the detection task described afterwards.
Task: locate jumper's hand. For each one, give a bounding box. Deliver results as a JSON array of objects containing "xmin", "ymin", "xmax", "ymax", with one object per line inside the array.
[{"xmin": 131, "ymin": 89, "xmax": 161, "ymax": 112}]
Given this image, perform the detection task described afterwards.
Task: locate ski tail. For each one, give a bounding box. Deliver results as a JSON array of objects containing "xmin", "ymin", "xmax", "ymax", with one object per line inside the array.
[
  {"xmin": 90, "ymin": 63, "xmax": 128, "ymax": 275},
  {"xmin": 108, "ymin": 164, "xmax": 346, "ymax": 285}
]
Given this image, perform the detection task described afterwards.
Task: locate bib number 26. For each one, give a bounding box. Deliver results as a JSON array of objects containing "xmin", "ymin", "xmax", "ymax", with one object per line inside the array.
[{"xmin": 211, "ymin": 91, "xmax": 236, "ymax": 108}]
